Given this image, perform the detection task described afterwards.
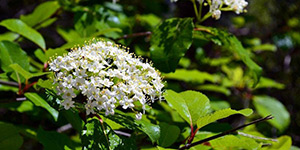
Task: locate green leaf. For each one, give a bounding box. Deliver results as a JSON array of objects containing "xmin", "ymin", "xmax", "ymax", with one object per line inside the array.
[
  {"xmin": 0, "ymin": 122, "xmax": 23, "ymax": 150},
  {"xmin": 194, "ymin": 27, "xmax": 262, "ymax": 87},
  {"xmin": 9, "ymin": 64, "xmax": 50, "ymax": 80},
  {"xmin": 252, "ymin": 43, "xmax": 277, "ymax": 52},
  {"xmin": 24, "ymin": 92, "xmax": 59, "ymax": 121},
  {"xmin": 61, "ymin": 110, "xmax": 83, "ymax": 133},
  {"xmin": 137, "ymin": 14, "xmax": 161, "ymax": 28},
  {"xmin": 196, "ymin": 108, "xmax": 253, "ymax": 129},
  {"xmin": 0, "ymin": 41, "xmax": 29, "ymax": 72},
  {"xmin": 0, "ymin": 32, "xmax": 19, "ymax": 41},
  {"xmin": 0, "ymin": 101, "xmax": 34, "ymax": 113},
  {"xmin": 210, "ymin": 100, "xmax": 230, "ymax": 111},
  {"xmin": 103, "ymin": 111, "xmax": 160, "ymax": 143},
  {"xmin": 164, "ymin": 69, "xmax": 220, "ymax": 83},
  {"xmin": 82, "ymin": 117, "xmax": 137, "ymax": 150},
  {"xmin": 255, "ymin": 77, "xmax": 285, "ymax": 89},
  {"xmin": 34, "ymin": 49, "xmax": 46, "ymax": 63},
  {"xmin": 56, "ymin": 28, "xmax": 82, "ymax": 43},
  {"xmin": 262, "ymin": 136, "xmax": 292, "ymax": 150},
  {"xmin": 158, "ymin": 122, "xmax": 180, "ymax": 147},
  {"xmin": 164, "ymin": 90, "xmax": 210, "ymax": 125},
  {"xmin": 196, "ymin": 84, "xmax": 231, "ymax": 96},
  {"xmin": 253, "ymin": 95, "xmax": 290, "ymax": 132},
  {"xmin": 210, "ymin": 135, "xmax": 261, "ymax": 150},
  {"xmin": 0, "ymin": 19, "xmax": 46, "ymax": 49},
  {"xmin": 0, "ymin": 41, "xmax": 29, "ymax": 82},
  {"xmin": 291, "ymin": 146, "xmax": 300, "ymax": 150},
  {"xmin": 45, "ymin": 48, "xmax": 68, "ymax": 61},
  {"xmin": 20, "ymin": 1, "xmax": 60, "ymax": 27},
  {"xmin": 37, "ymin": 127, "xmax": 75, "ymax": 150},
  {"xmin": 150, "ymin": 18, "xmax": 194, "ymax": 72}
]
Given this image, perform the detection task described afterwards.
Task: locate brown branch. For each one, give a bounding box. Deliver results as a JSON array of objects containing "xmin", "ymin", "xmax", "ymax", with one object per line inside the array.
[
  {"xmin": 116, "ymin": 31, "xmax": 152, "ymax": 41},
  {"xmin": 0, "ymin": 80, "xmax": 19, "ymax": 87},
  {"xmin": 178, "ymin": 115, "xmax": 274, "ymax": 150}
]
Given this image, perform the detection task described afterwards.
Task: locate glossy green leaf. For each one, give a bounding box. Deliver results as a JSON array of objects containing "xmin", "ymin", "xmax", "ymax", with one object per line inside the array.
[
  {"xmin": 196, "ymin": 108, "xmax": 253, "ymax": 129},
  {"xmin": 194, "ymin": 27, "xmax": 262, "ymax": 87},
  {"xmin": 24, "ymin": 92, "xmax": 59, "ymax": 121},
  {"xmin": 253, "ymin": 95, "xmax": 290, "ymax": 132},
  {"xmin": 150, "ymin": 18, "xmax": 194, "ymax": 72},
  {"xmin": 158, "ymin": 122, "xmax": 180, "ymax": 147},
  {"xmin": 164, "ymin": 69, "xmax": 220, "ymax": 83},
  {"xmin": 103, "ymin": 111, "xmax": 160, "ymax": 143},
  {"xmin": 20, "ymin": 1, "xmax": 60, "ymax": 27},
  {"xmin": 0, "ymin": 19, "xmax": 46, "ymax": 49},
  {"xmin": 196, "ymin": 84, "xmax": 231, "ymax": 96},
  {"xmin": 0, "ymin": 41, "xmax": 29, "ymax": 82},
  {"xmin": 82, "ymin": 117, "xmax": 137, "ymax": 150},
  {"xmin": 262, "ymin": 136, "xmax": 292, "ymax": 150},
  {"xmin": 0, "ymin": 41, "xmax": 29, "ymax": 72},
  {"xmin": 210, "ymin": 135, "xmax": 261, "ymax": 150},
  {"xmin": 0, "ymin": 122, "xmax": 23, "ymax": 150},
  {"xmin": 0, "ymin": 32, "xmax": 19, "ymax": 41},
  {"xmin": 10, "ymin": 64, "xmax": 50, "ymax": 80},
  {"xmin": 164, "ymin": 90, "xmax": 210, "ymax": 125},
  {"xmin": 37, "ymin": 127, "xmax": 75, "ymax": 150},
  {"xmin": 210, "ymin": 100, "xmax": 230, "ymax": 111}
]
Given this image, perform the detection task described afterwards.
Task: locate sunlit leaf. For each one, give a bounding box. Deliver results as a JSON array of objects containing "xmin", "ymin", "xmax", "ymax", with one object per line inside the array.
[
  {"xmin": 20, "ymin": 1, "xmax": 60, "ymax": 27},
  {"xmin": 24, "ymin": 92, "xmax": 59, "ymax": 121},
  {"xmin": 0, "ymin": 19, "xmax": 46, "ymax": 49},
  {"xmin": 164, "ymin": 90, "xmax": 210, "ymax": 125},
  {"xmin": 253, "ymin": 95, "xmax": 290, "ymax": 132},
  {"xmin": 164, "ymin": 69, "xmax": 220, "ymax": 83}
]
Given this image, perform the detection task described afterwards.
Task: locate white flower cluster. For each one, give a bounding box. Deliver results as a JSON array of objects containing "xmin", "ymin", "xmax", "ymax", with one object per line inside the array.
[
  {"xmin": 170, "ymin": 0, "xmax": 248, "ymax": 20},
  {"xmin": 210, "ymin": 0, "xmax": 248, "ymax": 20},
  {"xmin": 49, "ymin": 40, "xmax": 164, "ymax": 120}
]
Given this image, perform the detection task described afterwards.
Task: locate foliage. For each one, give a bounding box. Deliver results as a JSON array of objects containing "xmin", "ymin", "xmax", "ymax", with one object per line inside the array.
[{"xmin": 0, "ymin": 0, "xmax": 298, "ymax": 149}]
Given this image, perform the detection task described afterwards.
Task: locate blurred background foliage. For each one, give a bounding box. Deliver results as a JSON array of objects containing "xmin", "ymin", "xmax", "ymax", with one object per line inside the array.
[{"xmin": 0, "ymin": 0, "xmax": 300, "ymax": 149}]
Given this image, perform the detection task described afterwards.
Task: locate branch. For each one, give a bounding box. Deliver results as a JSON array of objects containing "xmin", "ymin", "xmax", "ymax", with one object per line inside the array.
[
  {"xmin": 178, "ymin": 115, "xmax": 274, "ymax": 150},
  {"xmin": 0, "ymin": 80, "xmax": 19, "ymax": 87},
  {"xmin": 116, "ymin": 31, "xmax": 152, "ymax": 41}
]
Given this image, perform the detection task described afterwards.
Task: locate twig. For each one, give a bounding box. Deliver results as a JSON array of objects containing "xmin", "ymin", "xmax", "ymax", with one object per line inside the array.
[
  {"xmin": 178, "ymin": 115, "xmax": 274, "ymax": 150},
  {"xmin": 0, "ymin": 80, "xmax": 19, "ymax": 87},
  {"xmin": 237, "ymin": 131, "xmax": 278, "ymax": 142},
  {"xmin": 116, "ymin": 31, "xmax": 152, "ymax": 41}
]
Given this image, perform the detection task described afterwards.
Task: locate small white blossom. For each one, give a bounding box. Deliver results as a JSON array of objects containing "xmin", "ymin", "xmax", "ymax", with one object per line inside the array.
[
  {"xmin": 136, "ymin": 112, "xmax": 143, "ymax": 120},
  {"xmin": 49, "ymin": 40, "xmax": 164, "ymax": 119}
]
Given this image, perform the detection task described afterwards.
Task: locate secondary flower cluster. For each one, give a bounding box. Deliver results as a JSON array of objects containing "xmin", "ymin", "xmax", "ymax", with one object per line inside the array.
[
  {"xmin": 210, "ymin": 0, "xmax": 248, "ymax": 20},
  {"xmin": 171, "ymin": 0, "xmax": 248, "ymax": 20},
  {"xmin": 49, "ymin": 40, "xmax": 164, "ymax": 120}
]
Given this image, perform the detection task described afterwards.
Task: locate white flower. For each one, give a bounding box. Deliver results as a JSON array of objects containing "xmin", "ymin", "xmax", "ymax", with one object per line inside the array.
[
  {"xmin": 62, "ymin": 99, "xmax": 75, "ymax": 110},
  {"xmin": 136, "ymin": 112, "xmax": 143, "ymax": 120},
  {"xmin": 212, "ymin": 9, "xmax": 221, "ymax": 20},
  {"xmin": 224, "ymin": 0, "xmax": 248, "ymax": 14},
  {"xmin": 49, "ymin": 40, "xmax": 164, "ymax": 119}
]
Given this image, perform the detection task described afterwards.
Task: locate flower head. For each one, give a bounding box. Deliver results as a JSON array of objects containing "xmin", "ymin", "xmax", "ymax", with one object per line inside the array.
[{"xmin": 49, "ymin": 40, "xmax": 164, "ymax": 120}]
